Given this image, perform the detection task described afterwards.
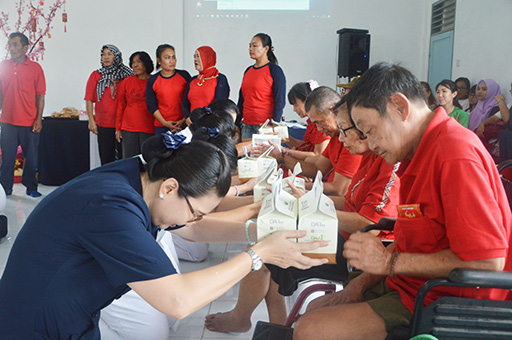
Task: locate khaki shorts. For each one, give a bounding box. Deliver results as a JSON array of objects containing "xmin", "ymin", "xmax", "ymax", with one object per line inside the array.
[{"xmin": 349, "ymin": 272, "xmax": 412, "ymax": 332}]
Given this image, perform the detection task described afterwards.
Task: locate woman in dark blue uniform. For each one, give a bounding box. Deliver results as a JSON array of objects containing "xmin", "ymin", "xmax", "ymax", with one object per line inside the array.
[{"xmin": 0, "ymin": 133, "xmax": 327, "ymax": 340}]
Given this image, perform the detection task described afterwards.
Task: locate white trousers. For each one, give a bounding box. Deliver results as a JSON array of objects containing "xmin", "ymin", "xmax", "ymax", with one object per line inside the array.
[{"xmin": 99, "ymin": 230, "xmax": 181, "ymax": 340}]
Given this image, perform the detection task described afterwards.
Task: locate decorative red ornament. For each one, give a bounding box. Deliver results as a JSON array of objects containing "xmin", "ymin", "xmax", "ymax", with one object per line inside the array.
[
  {"xmin": 39, "ymin": 41, "xmax": 44, "ymax": 49},
  {"xmin": 39, "ymin": 1, "xmax": 44, "ymax": 5},
  {"xmin": 62, "ymin": 12, "xmax": 67, "ymax": 32},
  {"xmin": 48, "ymin": 33, "xmax": 51, "ymax": 38},
  {"xmin": 30, "ymin": 17, "xmax": 36, "ymax": 32}
]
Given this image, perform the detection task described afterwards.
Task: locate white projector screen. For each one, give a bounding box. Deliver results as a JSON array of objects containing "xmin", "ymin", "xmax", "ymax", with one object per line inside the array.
[{"xmin": 216, "ymin": 0, "xmax": 310, "ymax": 11}]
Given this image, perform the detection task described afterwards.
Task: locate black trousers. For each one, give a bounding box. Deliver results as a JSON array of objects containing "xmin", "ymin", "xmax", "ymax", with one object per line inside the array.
[
  {"xmin": 97, "ymin": 126, "xmax": 122, "ymax": 165},
  {"xmin": 121, "ymin": 130, "xmax": 153, "ymax": 159}
]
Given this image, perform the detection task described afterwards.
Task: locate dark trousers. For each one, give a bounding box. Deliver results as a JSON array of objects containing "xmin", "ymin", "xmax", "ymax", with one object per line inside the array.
[
  {"xmin": 121, "ymin": 130, "xmax": 153, "ymax": 159},
  {"xmin": 154, "ymin": 126, "xmax": 170, "ymax": 136},
  {"xmin": 97, "ymin": 126, "xmax": 122, "ymax": 165},
  {"xmin": 0, "ymin": 123, "xmax": 39, "ymax": 194}
]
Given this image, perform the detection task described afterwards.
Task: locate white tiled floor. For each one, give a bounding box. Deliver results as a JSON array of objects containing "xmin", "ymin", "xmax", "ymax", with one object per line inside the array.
[{"xmin": 0, "ymin": 183, "xmax": 278, "ymax": 340}]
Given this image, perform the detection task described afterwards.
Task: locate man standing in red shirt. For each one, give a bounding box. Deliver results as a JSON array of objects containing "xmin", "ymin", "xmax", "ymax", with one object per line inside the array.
[
  {"xmin": 293, "ymin": 63, "xmax": 512, "ymax": 340},
  {"xmin": 0, "ymin": 32, "xmax": 46, "ymax": 197}
]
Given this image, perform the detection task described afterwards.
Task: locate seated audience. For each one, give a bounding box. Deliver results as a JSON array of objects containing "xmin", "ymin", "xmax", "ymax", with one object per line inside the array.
[
  {"xmin": 293, "ymin": 62, "xmax": 512, "ymax": 340},
  {"xmin": 283, "ymin": 81, "xmax": 331, "ymax": 157},
  {"xmin": 470, "ymin": 79, "xmax": 505, "ymax": 161},
  {"xmin": 255, "ymin": 86, "xmax": 361, "ymax": 197},
  {"xmin": 467, "ymin": 84, "xmax": 478, "ymax": 113},
  {"xmin": 204, "ymin": 98, "xmax": 400, "ymax": 334},
  {"xmin": 420, "ymin": 81, "xmax": 436, "ymax": 110},
  {"xmin": 435, "ymin": 79, "xmax": 469, "ymax": 127},
  {"xmin": 454, "ymin": 77, "xmax": 471, "ymax": 111}
]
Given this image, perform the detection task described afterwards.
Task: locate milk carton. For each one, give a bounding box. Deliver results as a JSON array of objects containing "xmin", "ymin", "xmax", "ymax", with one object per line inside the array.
[
  {"xmin": 237, "ymin": 146, "xmax": 258, "ymax": 184},
  {"xmin": 256, "ymin": 146, "xmax": 278, "ymax": 178},
  {"xmin": 282, "ymin": 162, "xmax": 306, "ymax": 196},
  {"xmin": 252, "ymin": 133, "xmax": 281, "ymax": 151},
  {"xmin": 297, "ymin": 171, "xmax": 338, "ymax": 264},
  {"xmin": 257, "ymin": 119, "xmax": 289, "ymax": 141},
  {"xmin": 253, "ymin": 163, "xmax": 279, "ymax": 203},
  {"xmin": 257, "ymin": 119, "xmax": 274, "ymax": 135},
  {"xmin": 257, "ymin": 171, "xmax": 298, "ymax": 241},
  {"xmin": 272, "ymin": 120, "xmax": 289, "ymax": 140}
]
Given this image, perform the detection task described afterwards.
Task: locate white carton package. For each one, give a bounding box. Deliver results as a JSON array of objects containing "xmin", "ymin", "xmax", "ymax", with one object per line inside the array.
[
  {"xmin": 253, "ymin": 163, "xmax": 278, "ymax": 203},
  {"xmin": 237, "ymin": 146, "xmax": 258, "ymax": 183},
  {"xmin": 256, "ymin": 145, "xmax": 278, "ymax": 178},
  {"xmin": 252, "ymin": 133, "xmax": 281, "ymax": 151},
  {"xmin": 257, "ymin": 170, "xmax": 297, "ymax": 241},
  {"xmin": 257, "ymin": 119, "xmax": 274, "ymax": 135},
  {"xmin": 297, "ymin": 171, "xmax": 338, "ymax": 264},
  {"xmin": 282, "ymin": 163, "xmax": 306, "ymax": 196},
  {"xmin": 272, "ymin": 120, "xmax": 289, "ymax": 140},
  {"xmin": 257, "ymin": 119, "xmax": 289, "ymax": 140}
]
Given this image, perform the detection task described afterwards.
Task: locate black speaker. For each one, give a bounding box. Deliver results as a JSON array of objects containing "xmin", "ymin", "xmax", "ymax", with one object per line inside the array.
[{"xmin": 337, "ymin": 28, "xmax": 370, "ymax": 78}]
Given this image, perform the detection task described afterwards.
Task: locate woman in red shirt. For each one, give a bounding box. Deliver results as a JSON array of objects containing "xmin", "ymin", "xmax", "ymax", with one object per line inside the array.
[
  {"xmin": 237, "ymin": 33, "xmax": 286, "ymax": 139},
  {"xmin": 115, "ymin": 51, "xmax": 155, "ymax": 159},
  {"xmin": 182, "ymin": 46, "xmax": 230, "ymax": 123},
  {"xmin": 146, "ymin": 44, "xmax": 191, "ymax": 135},
  {"xmin": 85, "ymin": 44, "xmax": 133, "ymax": 165}
]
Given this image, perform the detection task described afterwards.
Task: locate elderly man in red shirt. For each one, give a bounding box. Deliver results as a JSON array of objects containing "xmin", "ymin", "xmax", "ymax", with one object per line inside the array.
[
  {"xmin": 0, "ymin": 32, "xmax": 46, "ymax": 197},
  {"xmin": 293, "ymin": 63, "xmax": 512, "ymax": 340}
]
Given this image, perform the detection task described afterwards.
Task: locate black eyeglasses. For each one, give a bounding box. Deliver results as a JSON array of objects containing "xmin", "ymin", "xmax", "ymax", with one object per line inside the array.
[
  {"xmin": 184, "ymin": 196, "xmax": 203, "ymax": 223},
  {"xmin": 338, "ymin": 125, "xmax": 367, "ymax": 140}
]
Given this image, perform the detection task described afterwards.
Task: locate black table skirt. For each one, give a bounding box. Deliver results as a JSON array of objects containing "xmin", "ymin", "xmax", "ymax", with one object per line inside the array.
[{"xmin": 38, "ymin": 118, "xmax": 90, "ymax": 186}]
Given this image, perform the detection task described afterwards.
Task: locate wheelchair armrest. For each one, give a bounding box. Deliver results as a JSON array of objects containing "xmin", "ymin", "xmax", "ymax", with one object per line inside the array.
[
  {"xmin": 449, "ymin": 267, "xmax": 512, "ymax": 289},
  {"xmin": 361, "ymin": 217, "xmax": 397, "ymax": 233},
  {"xmin": 410, "ymin": 267, "xmax": 512, "ymax": 336}
]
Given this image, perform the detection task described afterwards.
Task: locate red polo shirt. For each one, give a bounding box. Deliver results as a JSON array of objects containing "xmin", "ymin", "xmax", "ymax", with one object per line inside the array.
[
  {"xmin": 300, "ymin": 118, "xmax": 330, "ymax": 150},
  {"xmin": 321, "ymin": 137, "xmax": 362, "ymax": 182},
  {"xmin": 386, "ymin": 107, "xmax": 512, "ymax": 313},
  {"xmin": 85, "ymin": 71, "xmax": 122, "ymax": 128},
  {"xmin": 340, "ymin": 154, "xmax": 400, "ymax": 240},
  {"xmin": 0, "ymin": 58, "xmax": 46, "ymax": 126},
  {"xmin": 116, "ymin": 75, "xmax": 154, "ymax": 134}
]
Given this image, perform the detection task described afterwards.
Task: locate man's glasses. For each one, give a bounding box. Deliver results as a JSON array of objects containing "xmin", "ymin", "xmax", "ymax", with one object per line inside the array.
[
  {"xmin": 338, "ymin": 125, "xmax": 367, "ymax": 140},
  {"xmin": 184, "ymin": 195, "xmax": 203, "ymax": 223}
]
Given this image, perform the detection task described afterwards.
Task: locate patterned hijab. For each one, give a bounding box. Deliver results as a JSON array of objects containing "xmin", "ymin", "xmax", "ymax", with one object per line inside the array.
[
  {"xmin": 196, "ymin": 46, "xmax": 219, "ymax": 86},
  {"xmin": 468, "ymin": 79, "xmax": 501, "ymax": 131},
  {"xmin": 96, "ymin": 44, "xmax": 133, "ymax": 101}
]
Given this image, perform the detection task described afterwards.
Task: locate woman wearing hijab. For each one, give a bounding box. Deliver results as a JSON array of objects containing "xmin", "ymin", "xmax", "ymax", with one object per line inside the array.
[
  {"xmin": 85, "ymin": 44, "xmax": 133, "ymax": 165},
  {"xmin": 469, "ymin": 79, "xmax": 504, "ymax": 161},
  {"xmin": 182, "ymin": 46, "xmax": 230, "ymax": 123}
]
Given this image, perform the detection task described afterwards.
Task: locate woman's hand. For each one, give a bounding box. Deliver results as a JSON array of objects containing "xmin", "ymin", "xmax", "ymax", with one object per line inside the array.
[
  {"xmin": 88, "ymin": 119, "xmax": 98, "ymax": 135},
  {"xmin": 250, "ymin": 143, "xmax": 269, "ymax": 158},
  {"xmin": 239, "ymin": 177, "xmax": 258, "ymax": 194},
  {"xmin": 252, "ymin": 230, "xmax": 329, "ymax": 270},
  {"xmin": 476, "ymin": 122, "xmax": 485, "ymax": 137},
  {"xmin": 343, "ymin": 232, "xmax": 391, "ymax": 275},
  {"xmin": 268, "ymin": 140, "xmax": 285, "ymax": 160},
  {"xmin": 495, "ymin": 94, "xmax": 506, "ymax": 103},
  {"xmin": 115, "ymin": 130, "xmax": 122, "ymax": 143}
]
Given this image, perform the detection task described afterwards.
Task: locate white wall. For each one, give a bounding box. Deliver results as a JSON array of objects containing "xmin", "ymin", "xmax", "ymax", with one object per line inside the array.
[
  {"xmin": 1, "ymin": 0, "xmax": 510, "ymax": 117},
  {"xmin": 452, "ymin": 0, "xmax": 512, "ymax": 102}
]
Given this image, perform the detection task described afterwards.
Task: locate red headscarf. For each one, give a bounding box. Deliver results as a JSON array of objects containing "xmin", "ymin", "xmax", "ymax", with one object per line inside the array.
[{"xmin": 196, "ymin": 46, "xmax": 219, "ymax": 86}]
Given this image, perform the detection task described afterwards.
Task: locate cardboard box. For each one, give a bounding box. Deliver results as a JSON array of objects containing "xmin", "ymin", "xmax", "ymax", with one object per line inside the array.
[
  {"xmin": 238, "ymin": 146, "xmax": 258, "ymax": 183},
  {"xmin": 257, "ymin": 170, "xmax": 298, "ymax": 241},
  {"xmin": 297, "ymin": 171, "xmax": 338, "ymax": 264},
  {"xmin": 252, "ymin": 133, "xmax": 281, "ymax": 151},
  {"xmin": 257, "ymin": 119, "xmax": 289, "ymax": 140},
  {"xmin": 254, "ymin": 163, "xmax": 278, "ymax": 203},
  {"xmin": 256, "ymin": 146, "xmax": 278, "ymax": 178},
  {"xmin": 282, "ymin": 163, "xmax": 306, "ymax": 196}
]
